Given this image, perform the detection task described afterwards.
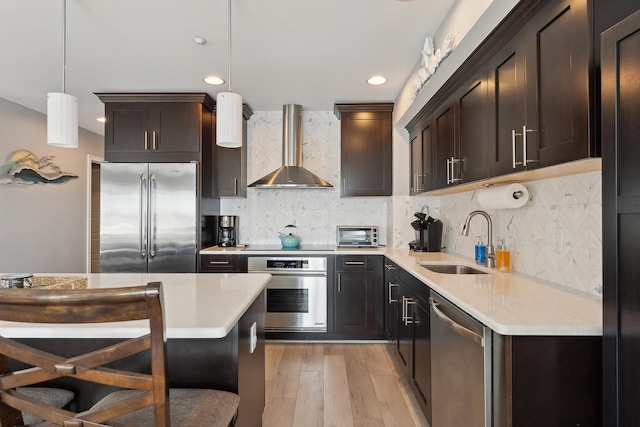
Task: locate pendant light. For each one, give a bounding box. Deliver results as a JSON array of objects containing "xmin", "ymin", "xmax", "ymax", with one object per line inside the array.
[
  {"xmin": 47, "ymin": 0, "xmax": 78, "ymax": 148},
  {"xmin": 216, "ymin": 0, "xmax": 243, "ymax": 148}
]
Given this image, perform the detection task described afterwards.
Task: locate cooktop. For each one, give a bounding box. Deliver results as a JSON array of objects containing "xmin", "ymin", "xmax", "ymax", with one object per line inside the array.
[{"xmin": 242, "ymin": 244, "xmax": 336, "ymax": 251}]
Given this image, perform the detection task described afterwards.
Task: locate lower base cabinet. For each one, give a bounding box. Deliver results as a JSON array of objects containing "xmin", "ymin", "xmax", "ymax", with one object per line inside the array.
[
  {"xmin": 391, "ymin": 263, "xmax": 432, "ymax": 423},
  {"xmin": 386, "ymin": 258, "xmax": 601, "ymax": 426},
  {"xmin": 493, "ymin": 334, "xmax": 602, "ymax": 427},
  {"xmin": 334, "ymin": 255, "xmax": 384, "ymax": 338}
]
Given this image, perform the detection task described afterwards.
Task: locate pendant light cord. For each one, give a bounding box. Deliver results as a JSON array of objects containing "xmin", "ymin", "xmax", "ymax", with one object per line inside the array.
[
  {"xmin": 62, "ymin": 0, "xmax": 67, "ymax": 94},
  {"xmin": 228, "ymin": 0, "xmax": 232, "ymax": 93}
]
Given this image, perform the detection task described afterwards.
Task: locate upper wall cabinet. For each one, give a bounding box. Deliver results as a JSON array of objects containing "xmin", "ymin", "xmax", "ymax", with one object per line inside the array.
[
  {"xmin": 487, "ymin": 32, "xmax": 527, "ymax": 177},
  {"xmin": 96, "ymin": 93, "xmax": 214, "ymax": 163},
  {"xmin": 524, "ymin": 0, "xmax": 590, "ymax": 167},
  {"xmin": 407, "ymin": 0, "xmax": 595, "ymax": 194},
  {"xmin": 212, "ymin": 104, "xmax": 252, "ymax": 197},
  {"xmin": 335, "ymin": 103, "xmax": 394, "ymax": 197}
]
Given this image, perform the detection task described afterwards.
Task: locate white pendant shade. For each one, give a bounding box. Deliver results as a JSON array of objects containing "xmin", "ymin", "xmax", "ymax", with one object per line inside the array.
[
  {"xmin": 216, "ymin": 92, "xmax": 243, "ymax": 148},
  {"xmin": 47, "ymin": 92, "xmax": 78, "ymax": 148}
]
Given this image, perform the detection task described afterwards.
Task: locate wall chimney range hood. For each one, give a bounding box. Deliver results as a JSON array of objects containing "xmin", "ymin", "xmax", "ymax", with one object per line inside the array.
[{"xmin": 248, "ymin": 104, "xmax": 333, "ymax": 189}]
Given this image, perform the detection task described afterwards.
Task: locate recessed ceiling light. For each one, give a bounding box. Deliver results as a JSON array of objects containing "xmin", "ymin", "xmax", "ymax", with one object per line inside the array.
[
  {"xmin": 96, "ymin": 117, "xmax": 106, "ymax": 123},
  {"xmin": 204, "ymin": 75, "xmax": 225, "ymax": 85},
  {"xmin": 367, "ymin": 75, "xmax": 388, "ymax": 85}
]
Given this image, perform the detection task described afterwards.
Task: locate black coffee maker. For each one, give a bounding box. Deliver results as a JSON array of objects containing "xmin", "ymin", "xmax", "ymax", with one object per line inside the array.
[
  {"xmin": 409, "ymin": 212, "xmax": 443, "ymax": 252},
  {"xmin": 217, "ymin": 215, "xmax": 238, "ymax": 247}
]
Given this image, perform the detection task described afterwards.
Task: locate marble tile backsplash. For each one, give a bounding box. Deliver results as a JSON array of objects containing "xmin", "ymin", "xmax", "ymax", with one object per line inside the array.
[
  {"xmin": 221, "ymin": 111, "xmax": 602, "ymax": 297},
  {"xmin": 393, "ymin": 172, "xmax": 602, "ymax": 296},
  {"xmin": 220, "ymin": 110, "xmax": 389, "ymax": 247}
]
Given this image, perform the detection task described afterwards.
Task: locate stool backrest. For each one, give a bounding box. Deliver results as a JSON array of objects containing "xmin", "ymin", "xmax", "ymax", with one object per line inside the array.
[{"xmin": 0, "ymin": 282, "xmax": 170, "ymax": 426}]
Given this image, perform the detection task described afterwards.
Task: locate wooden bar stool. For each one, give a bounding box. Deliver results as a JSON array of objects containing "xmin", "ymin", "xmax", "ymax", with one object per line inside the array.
[{"xmin": 0, "ymin": 282, "xmax": 239, "ymax": 426}]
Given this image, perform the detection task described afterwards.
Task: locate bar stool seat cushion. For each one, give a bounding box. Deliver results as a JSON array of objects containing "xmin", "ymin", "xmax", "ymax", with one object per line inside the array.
[{"xmin": 92, "ymin": 388, "xmax": 239, "ymax": 427}]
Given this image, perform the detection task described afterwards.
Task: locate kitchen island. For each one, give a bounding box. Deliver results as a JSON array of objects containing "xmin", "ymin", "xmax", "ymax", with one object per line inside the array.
[{"xmin": 0, "ymin": 273, "xmax": 270, "ymax": 427}]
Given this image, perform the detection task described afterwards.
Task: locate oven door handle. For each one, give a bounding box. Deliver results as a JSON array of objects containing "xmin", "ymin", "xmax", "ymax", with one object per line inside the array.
[{"xmin": 248, "ymin": 270, "xmax": 327, "ymax": 277}]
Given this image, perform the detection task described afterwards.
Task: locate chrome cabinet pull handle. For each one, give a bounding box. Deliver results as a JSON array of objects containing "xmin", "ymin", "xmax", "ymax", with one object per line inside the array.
[
  {"xmin": 337, "ymin": 273, "xmax": 342, "ymax": 292},
  {"xmin": 384, "ymin": 264, "xmax": 395, "ymax": 271},
  {"xmin": 144, "ymin": 131, "xmax": 149, "ymax": 150},
  {"xmin": 388, "ymin": 283, "xmax": 398, "ymax": 303},
  {"xmin": 449, "ymin": 157, "xmax": 462, "ymax": 184},
  {"xmin": 446, "ymin": 158, "xmax": 451, "ymax": 184},
  {"xmin": 152, "ymin": 131, "xmax": 158, "ymax": 150},
  {"xmin": 512, "ymin": 129, "xmax": 517, "ymax": 169},
  {"xmin": 345, "ymin": 261, "xmax": 365, "ymax": 266},
  {"xmin": 209, "ymin": 261, "xmax": 231, "ymax": 265},
  {"xmin": 403, "ymin": 297, "xmax": 416, "ymax": 326},
  {"xmin": 522, "ymin": 125, "xmax": 539, "ymax": 167}
]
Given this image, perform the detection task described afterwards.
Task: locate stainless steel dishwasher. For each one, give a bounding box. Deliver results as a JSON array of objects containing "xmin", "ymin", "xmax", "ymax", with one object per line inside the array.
[{"xmin": 429, "ymin": 290, "xmax": 492, "ymax": 427}]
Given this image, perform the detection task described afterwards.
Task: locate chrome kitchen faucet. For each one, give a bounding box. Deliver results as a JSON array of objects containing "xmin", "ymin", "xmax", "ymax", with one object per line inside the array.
[{"xmin": 461, "ymin": 210, "xmax": 496, "ymax": 268}]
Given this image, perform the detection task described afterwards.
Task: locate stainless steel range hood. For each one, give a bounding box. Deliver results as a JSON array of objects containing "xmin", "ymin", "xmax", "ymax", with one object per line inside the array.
[{"xmin": 248, "ymin": 104, "xmax": 333, "ymax": 188}]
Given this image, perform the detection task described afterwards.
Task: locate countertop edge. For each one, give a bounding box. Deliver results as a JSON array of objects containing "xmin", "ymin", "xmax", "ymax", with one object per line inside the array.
[{"xmin": 0, "ymin": 273, "xmax": 271, "ymax": 340}]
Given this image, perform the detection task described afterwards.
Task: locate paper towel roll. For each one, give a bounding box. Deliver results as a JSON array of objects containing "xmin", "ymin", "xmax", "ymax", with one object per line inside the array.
[{"xmin": 477, "ymin": 183, "xmax": 529, "ymax": 209}]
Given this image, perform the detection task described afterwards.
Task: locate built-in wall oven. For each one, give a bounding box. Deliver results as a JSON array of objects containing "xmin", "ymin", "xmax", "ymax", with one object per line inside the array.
[{"xmin": 247, "ymin": 256, "xmax": 327, "ymax": 332}]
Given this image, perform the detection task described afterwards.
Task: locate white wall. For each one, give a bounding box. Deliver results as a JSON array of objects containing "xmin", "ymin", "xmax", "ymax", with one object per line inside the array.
[{"xmin": 0, "ymin": 98, "xmax": 103, "ymax": 273}]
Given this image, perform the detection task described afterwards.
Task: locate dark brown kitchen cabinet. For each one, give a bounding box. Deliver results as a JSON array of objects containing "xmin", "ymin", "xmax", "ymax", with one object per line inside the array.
[
  {"xmin": 406, "ymin": 0, "xmax": 597, "ymax": 193},
  {"xmin": 432, "ymin": 97, "xmax": 456, "ymax": 189},
  {"xmin": 396, "ymin": 282, "xmax": 412, "ymax": 376},
  {"xmin": 411, "ymin": 299, "xmax": 431, "ymax": 419},
  {"xmin": 493, "ymin": 334, "xmax": 602, "ymax": 427},
  {"xmin": 409, "ymin": 132, "xmax": 423, "ymax": 195},
  {"xmin": 488, "ymin": 0, "xmax": 591, "ymax": 174},
  {"xmin": 334, "ymin": 255, "xmax": 383, "ymax": 337},
  {"xmin": 199, "ymin": 254, "xmax": 247, "ymax": 273},
  {"xmin": 410, "ymin": 121, "xmax": 434, "ymax": 194},
  {"xmin": 412, "ymin": 70, "xmax": 490, "ymax": 192},
  {"xmin": 96, "ymin": 93, "xmax": 214, "ymax": 163},
  {"xmin": 393, "ymin": 266, "xmax": 432, "ymax": 423},
  {"xmin": 383, "ymin": 260, "xmax": 399, "ymax": 341},
  {"xmin": 602, "ymin": 7, "xmax": 640, "ymax": 426},
  {"xmin": 456, "ymin": 66, "xmax": 489, "ymax": 183},
  {"xmin": 335, "ymin": 103, "xmax": 393, "ymax": 197},
  {"xmin": 487, "ymin": 31, "xmax": 527, "ymax": 177},
  {"xmin": 524, "ymin": 0, "xmax": 590, "ymax": 167},
  {"xmin": 212, "ymin": 105, "xmax": 252, "ymax": 197}
]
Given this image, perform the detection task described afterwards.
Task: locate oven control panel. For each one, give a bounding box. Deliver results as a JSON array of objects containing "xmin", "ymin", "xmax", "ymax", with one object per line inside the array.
[
  {"xmin": 247, "ymin": 257, "xmax": 327, "ymax": 273},
  {"xmin": 267, "ymin": 259, "xmax": 309, "ymax": 269}
]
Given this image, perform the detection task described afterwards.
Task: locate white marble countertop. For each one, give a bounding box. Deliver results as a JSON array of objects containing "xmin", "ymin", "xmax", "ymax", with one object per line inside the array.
[
  {"xmin": 382, "ymin": 249, "xmax": 601, "ymax": 336},
  {"xmin": 200, "ymin": 246, "xmax": 602, "ymax": 336},
  {"xmin": 0, "ymin": 273, "xmax": 271, "ymax": 340}
]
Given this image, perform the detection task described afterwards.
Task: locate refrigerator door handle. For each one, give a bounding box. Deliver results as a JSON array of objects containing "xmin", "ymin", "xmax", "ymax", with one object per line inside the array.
[
  {"xmin": 148, "ymin": 173, "xmax": 157, "ymax": 259},
  {"xmin": 139, "ymin": 174, "xmax": 148, "ymax": 259}
]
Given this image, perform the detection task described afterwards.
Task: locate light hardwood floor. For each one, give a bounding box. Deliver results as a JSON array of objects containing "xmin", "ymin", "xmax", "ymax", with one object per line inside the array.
[{"xmin": 262, "ymin": 342, "xmax": 429, "ymax": 427}]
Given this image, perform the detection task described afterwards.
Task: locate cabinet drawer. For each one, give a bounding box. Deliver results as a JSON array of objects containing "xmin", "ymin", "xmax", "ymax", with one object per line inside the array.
[
  {"xmin": 336, "ymin": 255, "xmax": 381, "ymax": 271},
  {"xmin": 200, "ymin": 255, "xmax": 246, "ymax": 273},
  {"xmin": 384, "ymin": 258, "xmax": 400, "ymax": 281}
]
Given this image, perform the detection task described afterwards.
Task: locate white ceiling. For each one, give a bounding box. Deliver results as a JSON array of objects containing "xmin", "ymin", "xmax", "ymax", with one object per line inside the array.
[{"xmin": 0, "ymin": 0, "xmax": 456, "ymax": 135}]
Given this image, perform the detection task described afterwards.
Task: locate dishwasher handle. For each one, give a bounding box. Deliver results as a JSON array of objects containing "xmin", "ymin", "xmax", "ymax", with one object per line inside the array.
[{"xmin": 429, "ymin": 297, "xmax": 484, "ymax": 347}]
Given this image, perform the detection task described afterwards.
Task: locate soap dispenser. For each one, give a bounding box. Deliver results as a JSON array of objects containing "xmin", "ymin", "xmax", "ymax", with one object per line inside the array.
[
  {"xmin": 475, "ymin": 235, "xmax": 486, "ymax": 265},
  {"xmin": 496, "ymin": 239, "xmax": 510, "ymax": 272}
]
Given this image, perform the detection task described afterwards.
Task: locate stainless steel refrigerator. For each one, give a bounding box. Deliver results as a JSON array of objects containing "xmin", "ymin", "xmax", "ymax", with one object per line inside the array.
[{"xmin": 100, "ymin": 163, "xmax": 197, "ymax": 273}]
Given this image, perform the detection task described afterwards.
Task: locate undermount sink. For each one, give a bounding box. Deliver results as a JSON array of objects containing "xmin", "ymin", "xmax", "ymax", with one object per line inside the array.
[{"xmin": 419, "ymin": 263, "xmax": 488, "ymax": 275}]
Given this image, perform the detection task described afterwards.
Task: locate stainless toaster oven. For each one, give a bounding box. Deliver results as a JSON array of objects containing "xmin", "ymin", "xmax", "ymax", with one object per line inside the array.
[{"xmin": 337, "ymin": 226, "xmax": 379, "ymax": 248}]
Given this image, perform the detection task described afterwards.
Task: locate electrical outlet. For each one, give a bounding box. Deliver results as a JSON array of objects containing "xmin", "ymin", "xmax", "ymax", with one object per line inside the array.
[{"xmin": 552, "ymin": 227, "xmax": 563, "ymax": 253}]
